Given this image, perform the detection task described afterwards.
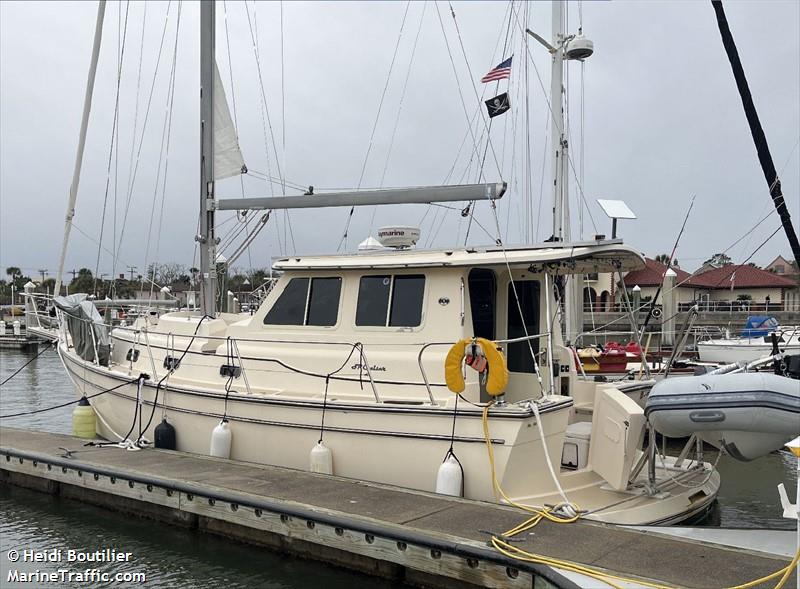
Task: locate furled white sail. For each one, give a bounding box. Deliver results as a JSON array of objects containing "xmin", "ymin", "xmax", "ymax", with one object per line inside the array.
[{"xmin": 213, "ymin": 61, "xmax": 246, "ymax": 180}]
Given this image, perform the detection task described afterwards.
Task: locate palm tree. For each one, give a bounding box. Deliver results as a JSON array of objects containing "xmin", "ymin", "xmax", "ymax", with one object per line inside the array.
[{"xmin": 5, "ymin": 266, "xmax": 21, "ymax": 282}]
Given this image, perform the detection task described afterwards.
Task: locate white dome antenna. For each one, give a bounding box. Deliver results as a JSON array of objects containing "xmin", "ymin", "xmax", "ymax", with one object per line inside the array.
[
  {"xmin": 376, "ymin": 226, "xmax": 421, "ymax": 249},
  {"xmin": 566, "ymin": 34, "xmax": 594, "ymax": 61}
]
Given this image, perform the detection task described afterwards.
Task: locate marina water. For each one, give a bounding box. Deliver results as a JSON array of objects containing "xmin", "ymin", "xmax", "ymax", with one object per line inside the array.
[{"xmin": 1, "ymin": 348, "xmax": 796, "ymax": 587}]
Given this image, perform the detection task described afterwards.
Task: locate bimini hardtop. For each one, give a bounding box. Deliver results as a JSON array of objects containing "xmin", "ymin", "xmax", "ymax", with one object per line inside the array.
[
  {"xmin": 645, "ymin": 371, "xmax": 800, "ymax": 461},
  {"xmin": 271, "ymin": 239, "xmax": 645, "ymax": 274}
]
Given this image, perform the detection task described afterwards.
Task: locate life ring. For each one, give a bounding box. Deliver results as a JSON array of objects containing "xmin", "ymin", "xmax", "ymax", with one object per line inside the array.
[{"xmin": 444, "ymin": 337, "xmax": 509, "ymax": 397}]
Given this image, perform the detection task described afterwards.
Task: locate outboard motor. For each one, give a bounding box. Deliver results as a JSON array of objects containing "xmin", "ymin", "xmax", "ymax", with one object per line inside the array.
[{"xmin": 785, "ymin": 354, "xmax": 800, "ymax": 380}]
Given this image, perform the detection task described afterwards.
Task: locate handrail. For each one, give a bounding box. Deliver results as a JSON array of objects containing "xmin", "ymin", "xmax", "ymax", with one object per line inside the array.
[
  {"xmin": 142, "ymin": 329, "xmax": 159, "ymax": 381},
  {"xmin": 416, "ymin": 331, "xmax": 552, "ymax": 406},
  {"xmin": 54, "ymin": 306, "xmax": 560, "ymax": 405},
  {"xmin": 417, "ymin": 342, "xmax": 451, "ymax": 406},
  {"xmin": 230, "ymin": 337, "xmax": 253, "ymax": 395},
  {"xmin": 356, "ymin": 345, "xmax": 382, "ymax": 403}
]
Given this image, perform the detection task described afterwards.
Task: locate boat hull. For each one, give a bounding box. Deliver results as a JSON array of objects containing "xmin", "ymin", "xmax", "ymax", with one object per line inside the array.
[
  {"xmin": 60, "ymin": 345, "xmax": 719, "ymax": 525},
  {"xmin": 696, "ymin": 339, "xmax": 800, "ymax": 364}
]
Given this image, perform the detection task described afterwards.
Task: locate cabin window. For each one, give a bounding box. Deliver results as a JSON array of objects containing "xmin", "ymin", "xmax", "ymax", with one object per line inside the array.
[
  {"xmin": 356, "ymin": 274, "xmax": 425, "ymax": 327},
  {"xmin": 307, "ymin": 277, "xmax": 342, "ymax": 326},
  {"xmin": 506, "ymin": 280, "xmax": 541, "ymax": 373},
  {"xmin": 264, "ymin": 277, "xmax": 341, "ymax": 326}
]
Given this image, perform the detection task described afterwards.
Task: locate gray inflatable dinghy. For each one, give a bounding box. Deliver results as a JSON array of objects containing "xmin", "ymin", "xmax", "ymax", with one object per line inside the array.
[{"xmin": 645, "ymin": 372, "xmax": 799, "ymax": 461}]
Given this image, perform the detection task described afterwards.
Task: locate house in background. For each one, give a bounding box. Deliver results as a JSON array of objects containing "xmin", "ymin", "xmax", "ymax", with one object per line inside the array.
[
  {"xmin": 765, "ymin": 255, "xmax": 799, "ymax": 278},
  {"xmin": 617, "ymin": 258, "xmax": 800, "ymax": 311},
  {"xmin": 684, "ymin": 264, "xmax": 799, "ymax": 310},
  {"xmin": 582, "ymin": 270, "xmax": 616, "ymax": 311},
  {"xmin": 618, "ymin": 259, "xmax": 694, "ymax": 306}
]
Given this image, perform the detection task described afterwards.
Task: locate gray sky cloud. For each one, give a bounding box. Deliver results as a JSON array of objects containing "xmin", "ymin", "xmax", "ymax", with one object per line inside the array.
[{"xmin": 1, "ymin": 0, "xmax": 798, "ymax": 283}]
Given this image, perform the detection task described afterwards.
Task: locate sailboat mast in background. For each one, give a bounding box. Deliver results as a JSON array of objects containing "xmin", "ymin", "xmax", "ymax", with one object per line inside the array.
[{"xmin": 54, "ymin": 1, "xmax": 106, "ymax": 298}]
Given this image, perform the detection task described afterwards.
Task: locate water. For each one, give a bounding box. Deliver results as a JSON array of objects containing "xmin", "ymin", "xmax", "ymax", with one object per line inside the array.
[
  {"xmin": 0, "ymin": 349, "xmax": 797, "ymax": 588},
  {"xmin": 0, "ymin": 349, "xmax": 402, "ymax": 588}
]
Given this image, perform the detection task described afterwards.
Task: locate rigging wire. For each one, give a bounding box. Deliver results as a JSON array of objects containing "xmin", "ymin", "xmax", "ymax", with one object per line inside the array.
[
  {"xmin": 69, "ymin": 221, "xmax": 169, "ymax": 295},
  {"xmin": 94, "ymin": 2, "xmax": 130, "ymax": 294},
  {"xmin": 246, "ymin": 169, "xmax": 306, "ymax": 192},
  {"xmin": 112, "ymin": 2, "xmax": 130, "ymax": 297},
  {"xmin": 142, "ymin": 3, "xmax": 182, "ymax": 304},
  {"xmin": 508, "ymin": 2, "xmax": 598, "ymax": 235},
  {"xmin": 434, "ymin": 3, "xmax": 489, "ymax": 184},
  {"xmin": 114, "ymin": 1, "xmax": 175, "ymax": 282},
  {"xmin": 243, "ymin": 1, "xmax": 282, "ymax": 255},
  {"xmin": 223, "ymin": 0, "xmax": 254, "ymax": 270},
  {"xmin": 523, "ymin": 0, "xmax": 532, "ymax": 241},
  {"xmin": 280, "ymin": 1, "xmax": 292, "ymax": 258},
  {"xmin": 150, "ymin": 3, "xmax": 182, "ymax": 300},
  {"xmin": 461, "ymin": 0, "xmax": 515, "ymax": 246},
  {"xmin": 369, "ymin": 1, "xmax": 428, "ymax": 236},
  {"xmin": 443, "ymin": 2, "xmax": 504, "ymax": 180},
  {"xmin": 338, "ymin": 1, "xmax": 412, "ymax": 252},
  {"xmin": 123, "ymin": 1, "xmax": 148, "ymax": 222}
]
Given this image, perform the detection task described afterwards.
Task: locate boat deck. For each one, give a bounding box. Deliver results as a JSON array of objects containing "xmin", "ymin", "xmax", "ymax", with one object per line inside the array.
[{"xmin": 0, "ymin": 426, "xmax": 795, "ymax": 588}]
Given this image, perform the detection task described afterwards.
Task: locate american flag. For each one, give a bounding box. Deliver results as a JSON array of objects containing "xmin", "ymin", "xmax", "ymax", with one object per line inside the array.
[{"xmin": 480, "ymin": 56, "xmax": 512, "ymax": 83}]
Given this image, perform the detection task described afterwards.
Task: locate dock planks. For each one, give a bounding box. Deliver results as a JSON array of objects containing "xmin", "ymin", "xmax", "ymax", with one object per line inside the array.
[{"xmin": 0, "ymin": 426, "xmax": 794, "ymax": 589}]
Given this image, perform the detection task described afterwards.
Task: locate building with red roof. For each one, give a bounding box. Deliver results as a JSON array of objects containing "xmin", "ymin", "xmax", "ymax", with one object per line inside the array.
[{"xmin": 617, "ymin": 258, "xmax": 800, "ymax": 311}]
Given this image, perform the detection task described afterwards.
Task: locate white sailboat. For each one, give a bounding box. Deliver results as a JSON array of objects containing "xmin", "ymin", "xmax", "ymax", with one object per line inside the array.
[
  {"xmin": 53, "ymin": 1, "xmax": 721, "ymax": 526},
  {"xmin": 697, "ymin": 326, "xmax": 800, "ymax": 363}
]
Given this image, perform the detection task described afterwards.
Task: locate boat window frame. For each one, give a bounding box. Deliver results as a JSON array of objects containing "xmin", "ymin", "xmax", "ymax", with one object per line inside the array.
[
  {"xmin": 355, "ymin": 273, "xmax": 427, "ymax": 329},
  {"xmin": 262, "ymin": 275, "xmax": 343, "ymax": 328}
]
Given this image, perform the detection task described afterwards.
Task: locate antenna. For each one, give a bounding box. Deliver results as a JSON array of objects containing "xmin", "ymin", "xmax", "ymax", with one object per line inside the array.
[{"xmin": 596, "ymin": 199, "xmax": 636, "ymax": 239}]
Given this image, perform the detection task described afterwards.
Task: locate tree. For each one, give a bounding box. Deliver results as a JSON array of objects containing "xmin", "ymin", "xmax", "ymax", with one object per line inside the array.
[
  {"xmin": 5, "ymin": 266, "xmax": 23, "ymax": 289},
  {"xmin": 653, "ymin": 254, "xmax": 679, "ymax": 268},
  {"xmin": 702, "ymin": 253, "xmax": 733, "ymax": 268},
  {"xmin": 69, "ymin": 268, "xmax": 95, "ymax": 294}
]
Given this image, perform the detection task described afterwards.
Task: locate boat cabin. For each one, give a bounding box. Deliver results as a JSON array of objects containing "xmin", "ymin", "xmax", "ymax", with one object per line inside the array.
[{"xmin": 203, "ymin": 240, "xmax": 645, "ymax": 405}]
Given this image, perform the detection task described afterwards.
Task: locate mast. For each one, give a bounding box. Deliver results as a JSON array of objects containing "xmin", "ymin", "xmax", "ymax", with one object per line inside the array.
[
  {"xmin": 55, "ymin": 1, "xmax": 106, "ymax": 298},
  {"xmin": 199, "ymin": 1, "xmax": 217, "ymax": 316},
  {"xmin": 549, "ymin": 1, "xmax": 581, "ymax": 344},
  {"xmin": 528, "ymin": 2, "xmax": 593, "ymax": 343},
  {"xmin": 711, "ymin": 1, "xmax": 800, "ymax": 268},
  {"xmin": 549, "ymin": 1, "xmax": 567, "ymax": 243}
]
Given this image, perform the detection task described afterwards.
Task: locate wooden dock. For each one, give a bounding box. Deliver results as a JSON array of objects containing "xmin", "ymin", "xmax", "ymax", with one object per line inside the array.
[
  {"xmin": 0, "ymin": 333, "xmax": 42, "ymax": 351},
  {"xmin": 0, "ymin": 427, "xmax": 794, "ymax": 589}
]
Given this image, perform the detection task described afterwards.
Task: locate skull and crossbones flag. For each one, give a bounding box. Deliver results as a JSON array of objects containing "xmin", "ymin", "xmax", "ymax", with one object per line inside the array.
[{"xmin": 485, "ymin": 92, "xmax": 510, "ymax": 118}]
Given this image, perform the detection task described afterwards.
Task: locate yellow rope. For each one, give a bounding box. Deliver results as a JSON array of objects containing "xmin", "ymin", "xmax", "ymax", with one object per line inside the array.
[{"xmin": 480, "ymin": 400, "xmax": 800, "ymax": 589}]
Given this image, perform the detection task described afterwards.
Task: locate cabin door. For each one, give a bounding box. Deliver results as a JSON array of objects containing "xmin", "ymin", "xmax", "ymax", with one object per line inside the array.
[
  {"xmin": 468, "ymin": 269, "xmax": 496, "ymax": 402},
  {"xmin": 504, "ymin": 279, "xmax": 544, "ymax": 400}
]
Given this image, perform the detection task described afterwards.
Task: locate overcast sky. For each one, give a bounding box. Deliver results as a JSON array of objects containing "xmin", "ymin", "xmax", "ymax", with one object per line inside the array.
[{"xmin": 1, "ymin": 0, "xmax": 798, "ymax": 282}]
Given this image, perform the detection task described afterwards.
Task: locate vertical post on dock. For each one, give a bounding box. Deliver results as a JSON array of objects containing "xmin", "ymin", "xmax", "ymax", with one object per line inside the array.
[{"xmin": 662, "ymin": 269, "xmax": 677, "ymax": 348}]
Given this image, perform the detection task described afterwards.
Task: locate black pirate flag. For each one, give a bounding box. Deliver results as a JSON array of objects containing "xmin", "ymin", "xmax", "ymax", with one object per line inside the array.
[{"xmin": 485, "ymin": 92, "xmax": 510, "ymax": 118}]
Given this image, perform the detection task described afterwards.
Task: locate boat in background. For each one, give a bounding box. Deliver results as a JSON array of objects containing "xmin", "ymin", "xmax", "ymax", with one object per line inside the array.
[{"xmin": 697, "ymin": 322, "xmax": 800, "ymax": 364}]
